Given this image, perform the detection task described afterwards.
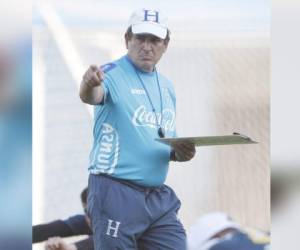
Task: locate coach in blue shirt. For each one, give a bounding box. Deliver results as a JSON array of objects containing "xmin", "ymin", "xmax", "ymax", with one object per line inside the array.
[{"xmin": 80, "ymin": 8, "xmax": 196, "ymax": 250}]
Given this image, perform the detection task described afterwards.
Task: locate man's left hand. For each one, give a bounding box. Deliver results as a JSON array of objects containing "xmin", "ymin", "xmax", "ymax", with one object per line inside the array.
[{"xmin": 171, "ymin": 142, "xmax": 196, "ymax": 162}]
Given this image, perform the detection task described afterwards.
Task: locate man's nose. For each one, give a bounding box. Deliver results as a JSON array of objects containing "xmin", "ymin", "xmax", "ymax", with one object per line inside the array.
[{"xmin": 141, "ymin": 39, "xmax": 152, "ymax": 51}]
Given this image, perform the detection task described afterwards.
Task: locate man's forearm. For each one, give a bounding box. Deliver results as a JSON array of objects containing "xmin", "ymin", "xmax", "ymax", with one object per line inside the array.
[{"xmin": 33, "ymin": 220, "xmax": 74, "ymax": 243}]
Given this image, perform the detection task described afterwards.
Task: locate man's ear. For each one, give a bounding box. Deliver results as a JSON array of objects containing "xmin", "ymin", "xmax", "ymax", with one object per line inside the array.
[
  {"xmin": 125, "ymin": 33, "xmax": 129, "ymax": 49},
  {"xmin": 163, "ymin": 39, "xmax": 169, "ymax": 53}
]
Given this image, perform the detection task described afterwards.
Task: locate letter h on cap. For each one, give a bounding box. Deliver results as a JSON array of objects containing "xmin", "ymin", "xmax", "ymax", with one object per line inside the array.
[{"xmin": 144, "ymin": 10, "xmax": 159, "ymax": 23}]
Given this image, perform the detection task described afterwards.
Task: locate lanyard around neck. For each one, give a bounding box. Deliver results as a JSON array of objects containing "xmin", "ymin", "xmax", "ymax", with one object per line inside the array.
[{"xmin": 133, "ymin": 67, "xmax": 165, "ymax": 138}]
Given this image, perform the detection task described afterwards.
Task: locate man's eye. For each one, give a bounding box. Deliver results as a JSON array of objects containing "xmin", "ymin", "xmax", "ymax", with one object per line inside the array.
[
  {"xmin": 135, "ymin": 35, "xmax": 163, "ymax": 44},
  {"xmin": 151, "ymin": 38, "xmax": 162, "ymax": 43},
  {"xmin": 136, "ymin": 35, "xmax": 146, "ymax": 41}
]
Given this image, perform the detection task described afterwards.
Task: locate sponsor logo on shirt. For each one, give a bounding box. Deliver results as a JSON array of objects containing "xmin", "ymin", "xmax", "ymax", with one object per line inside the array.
[
  {"xmin": 91, "ymin": 123, "xmax": 119, "ymax": 174},
  {"xmin": 132, "ymin": 105, "xmax": 175, "ymax": 131},
  {"xmin": 131, "ymin": 88, "xmax": 146, "ymax": 95}
]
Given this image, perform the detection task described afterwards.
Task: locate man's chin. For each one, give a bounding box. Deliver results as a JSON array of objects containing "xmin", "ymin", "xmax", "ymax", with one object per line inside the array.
[{"xmin": 140, "ymin": 62, "xmax": 154, "ymax": 72}]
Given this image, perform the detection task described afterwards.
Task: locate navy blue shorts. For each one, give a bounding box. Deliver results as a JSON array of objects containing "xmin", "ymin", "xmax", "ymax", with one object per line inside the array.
[{"xmin": 87, "ymin": 174, "xmax": 186, "ymax": 250}]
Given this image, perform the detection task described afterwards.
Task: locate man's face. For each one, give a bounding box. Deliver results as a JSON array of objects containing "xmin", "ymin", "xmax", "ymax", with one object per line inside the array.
[{"xmin": 126, "ymin": 33, "xmax": 169, "ymax": 72}]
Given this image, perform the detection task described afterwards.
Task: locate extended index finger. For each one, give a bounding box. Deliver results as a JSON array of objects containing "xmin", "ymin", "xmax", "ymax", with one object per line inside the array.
[
  {"xmin": 90, "ymin": 65, "xmax": 104, "ymax": 81},
  {"xmin": 89, "ymin": 64, "xmax": 99, "ymax": 72}
]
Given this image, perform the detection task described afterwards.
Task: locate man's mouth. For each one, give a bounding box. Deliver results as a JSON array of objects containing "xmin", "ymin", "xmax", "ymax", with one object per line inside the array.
[
  {"xmin": 140, "ymin": 55, "xmax": 152, "ymax": 60},
  {"xmin": 141, "ymin": 57, "xmax": 152, "ymax": 61}
]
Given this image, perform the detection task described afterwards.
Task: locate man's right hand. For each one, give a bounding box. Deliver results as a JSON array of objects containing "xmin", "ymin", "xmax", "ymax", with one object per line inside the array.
[
  {"xmin": 82, "ymin": 65, "xmax": 104, "ymax": 88},
  {"xmin": 80, "ymin": 65, "xmax": 105, "ymax": 105}
]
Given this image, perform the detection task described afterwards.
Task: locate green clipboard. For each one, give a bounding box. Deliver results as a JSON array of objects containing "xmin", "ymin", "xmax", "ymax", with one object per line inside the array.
[{"xmin": 156, "ymin": 132, "xmax": 258, "ymax": 147}]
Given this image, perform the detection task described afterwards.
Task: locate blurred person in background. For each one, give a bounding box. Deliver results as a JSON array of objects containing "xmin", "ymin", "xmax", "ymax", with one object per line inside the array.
[
  {"xmin": 188, "ymin": 212, "xmax": 270, "ymax": 250},
  {"xmin": 33, "ymin": 188, "xmax": 93, "ymax": 250},
  {"xmin": 80, "ymin": 8, "xmax": 196, "ymax": 250}
]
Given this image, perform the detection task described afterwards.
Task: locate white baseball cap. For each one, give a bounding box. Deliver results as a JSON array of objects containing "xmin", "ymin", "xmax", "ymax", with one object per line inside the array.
[
  {"xmin": 188, "ymin": 212, "xmax": 241, "ymax": 249},
  {"xmin": 128, "ymin": 8, "xmax": 168, "ymax": 39}
]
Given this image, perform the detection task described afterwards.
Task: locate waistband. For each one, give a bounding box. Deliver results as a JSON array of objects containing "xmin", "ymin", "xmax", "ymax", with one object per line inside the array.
[{"xmin": 94, "ymin": 173, "xmax": 163, "ymax": 194}]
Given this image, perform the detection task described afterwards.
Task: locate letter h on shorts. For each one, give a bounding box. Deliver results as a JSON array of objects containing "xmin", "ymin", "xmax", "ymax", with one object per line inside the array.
[{"xmin": 106, "ymin": 219, "xmax": 121, "ymax": 238}]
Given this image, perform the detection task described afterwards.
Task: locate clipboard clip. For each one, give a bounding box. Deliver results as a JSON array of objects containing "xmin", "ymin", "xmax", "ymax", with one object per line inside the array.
[{"xmin": 233, "ymin": 132, "xmax": 251, "ymax": 141}]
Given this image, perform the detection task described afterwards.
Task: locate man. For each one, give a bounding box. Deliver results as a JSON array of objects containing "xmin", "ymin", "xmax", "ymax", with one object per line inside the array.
[
  {"xmin": 80, "ymin": 8, "xmax": 196, "ymax": 250},
  {"xmin": 32, "ymin": 188, "xmax": 93, "ymax": 250},
  {"xmin": 188, "ymin": 212, "xmax": 270, "ymax": 250}
]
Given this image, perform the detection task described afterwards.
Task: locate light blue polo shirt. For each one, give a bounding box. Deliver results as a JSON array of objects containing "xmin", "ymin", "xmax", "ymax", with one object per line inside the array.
[{"xmin": 88, "ymin": 55, "xmax": 177, "ymax": 187}]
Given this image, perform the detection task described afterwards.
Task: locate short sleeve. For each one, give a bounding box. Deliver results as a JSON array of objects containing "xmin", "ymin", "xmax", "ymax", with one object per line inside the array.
[{"xmin": 98, "ymin": 63, "xmax": 119, "ymax": 105}]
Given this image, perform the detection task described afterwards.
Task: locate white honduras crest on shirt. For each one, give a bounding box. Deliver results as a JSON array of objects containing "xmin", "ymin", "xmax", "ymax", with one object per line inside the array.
[{"xmin": 162, "ymin": 87, "xmax": 173, "ymax": 107}]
